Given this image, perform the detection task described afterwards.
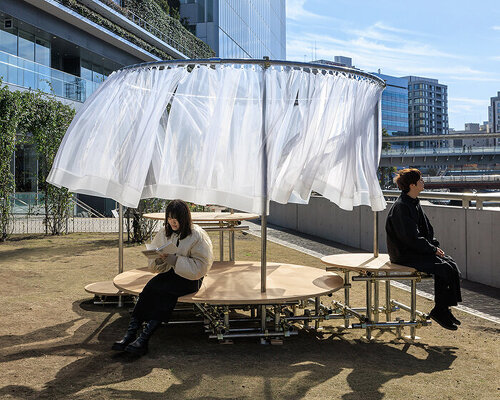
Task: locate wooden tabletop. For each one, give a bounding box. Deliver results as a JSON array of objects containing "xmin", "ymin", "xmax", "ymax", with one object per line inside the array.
[
  {"xmin": 320, "ymin": 253, "xmax": 417, "ymax": 273},
  {"xmin": 113, "ymin": 261, "xmax": 344, "ymax": 305},
  {"xmin": 84, "ymin": 281, "xmax": 124, "ymax": 296},
  {"xmin": 143, "ymin": 212, "xmax": 260, "ymax": 222}
]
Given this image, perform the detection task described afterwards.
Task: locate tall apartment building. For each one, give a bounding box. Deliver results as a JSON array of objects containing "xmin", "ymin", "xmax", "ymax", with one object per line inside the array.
[
  {"xmin": 372, "ymin": 72, "xmax": 409, "ymax": 148},
  {"xmin": 404, "ymin": 76, "xmax": 449, "ymax": 148},
  {"xmin": 0, "ymin": 0, "xmax": 212, "ymax": 213},
  {"xmin": 488, "ymin": 91, "xmax": 500, "ymax": 133},
  {"xmin": 179, "ymin": 0, "xmax": 286, "ymax": 59}
]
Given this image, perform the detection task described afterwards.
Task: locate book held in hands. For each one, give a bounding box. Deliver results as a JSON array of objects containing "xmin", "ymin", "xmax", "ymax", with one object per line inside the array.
[{"xmin": 142, "ymin": 241, "xmax": 177, "ymax": 259}]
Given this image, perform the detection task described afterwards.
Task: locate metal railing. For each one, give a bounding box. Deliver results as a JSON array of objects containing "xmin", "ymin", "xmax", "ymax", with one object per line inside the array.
[
  {"xmin": 382, "ymin": 190, "xmax": 500, "ymax": 209},
  {"xmin": 381, "ymin": 145, "xmax": 499, "ymax": 157},
  {"xmin": 424, "ymin": 175, "xmax": 500, "ymax": 183},
  {"xmin": 53, "ymin": 0, "xmax": 196, "ymax": 59},
  {"xmin": 0, "ymin": 50, "xmax": 97, "ymax": 102}
]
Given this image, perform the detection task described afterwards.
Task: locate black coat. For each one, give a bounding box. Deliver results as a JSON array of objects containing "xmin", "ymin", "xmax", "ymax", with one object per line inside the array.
[{"xmin": 385, "ymin": 192, "xmax": 439, "ymax": 263}]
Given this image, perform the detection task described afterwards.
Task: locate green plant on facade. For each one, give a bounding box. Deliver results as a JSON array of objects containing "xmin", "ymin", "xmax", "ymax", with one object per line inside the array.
[
  {"xmin": 0, "ymin": 81, "xmax": 76, "ymax": 239},
  {"xmin": 55, "ymin": 0, "xmax": 214, "ymax": 59},
  {"xmin": 19, "ymin": 90, "xmax": 76, "ymax": 235},
  {"xmin": 0, "ymin": 83, "xmax": 22, "ymax": 241}
]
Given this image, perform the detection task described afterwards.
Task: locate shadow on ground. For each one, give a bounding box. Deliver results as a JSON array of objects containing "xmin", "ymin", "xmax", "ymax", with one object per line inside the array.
[{"xmin": 0, "ymin": 299, "xmax": 458, "ymax": 400}]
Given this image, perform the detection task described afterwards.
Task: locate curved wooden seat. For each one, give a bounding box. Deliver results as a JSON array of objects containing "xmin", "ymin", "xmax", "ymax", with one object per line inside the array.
[
  {"xmin": 84, "ymin": 281, "xmax": 125, "ymax": 296},
  {"xmin": 113, "ymin": 261, "xmax": 344, "ymax": 305},
  {"xmin": 143, "ymin": 211, "xmax": 260, "ymax": 222},
  {"xmin": 321, "ymin": 253, "xmax": 418, "ymax": 274}
]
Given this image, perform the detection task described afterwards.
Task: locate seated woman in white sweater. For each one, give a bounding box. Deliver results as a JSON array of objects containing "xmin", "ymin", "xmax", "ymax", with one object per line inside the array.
[{"xmin": 112, "ymin": 199, "xmax": 213, "ymax": 356}]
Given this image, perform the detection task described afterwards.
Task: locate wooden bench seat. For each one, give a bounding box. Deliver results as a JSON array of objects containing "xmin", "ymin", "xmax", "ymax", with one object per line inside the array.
[
  {"xmin": 321, "ymin": 253, "xmax": 432, "ymax": 340},
  {"xmin": 113, "ymin": 261, "xmax": 344, "ymax": 305}
]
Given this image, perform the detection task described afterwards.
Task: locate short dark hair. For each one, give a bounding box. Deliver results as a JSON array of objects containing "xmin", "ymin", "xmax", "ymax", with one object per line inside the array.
[
  {"xmin": 394, "ymin": 168, "xmax": 421, "ymax": 193},
  {"xmin": 165, "ymin": 199, "xmax": 192, "ymax": 239}
]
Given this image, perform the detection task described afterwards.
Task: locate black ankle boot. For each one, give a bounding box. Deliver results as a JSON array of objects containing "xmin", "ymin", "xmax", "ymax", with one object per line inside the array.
[
  {"xmin": 448, "ymin": 309, "xmax": 461, "ymax": 325},
  {"xmin": 112, "ymin": 317, "xmax": 142, "ymax": 351},
  {"xmin": 125, "ymin": 320, "xmax": 162, "ymax": 356}
]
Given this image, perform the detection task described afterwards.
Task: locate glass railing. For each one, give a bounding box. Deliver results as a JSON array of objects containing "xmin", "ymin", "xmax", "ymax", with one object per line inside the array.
[{"xmin": 0, "ymin": 50, "xmax": 99, "ymax": 102}]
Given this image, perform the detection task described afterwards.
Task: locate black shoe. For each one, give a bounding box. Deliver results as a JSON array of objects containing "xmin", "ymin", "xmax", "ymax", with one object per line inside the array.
[
  {"xmin": 448, "ymin": 309, "xmax": 461, "ymax": 326},
  {"xmin": 429, "ymin": 308, "xmax": 457, "ymax": 331},
  {"xmin": 125, "ymin": 320, "xmax": 162, "ymax": 356},
  {"xmin": 112, "ymin": 317, "xmax": 142, "ymax": 351}
]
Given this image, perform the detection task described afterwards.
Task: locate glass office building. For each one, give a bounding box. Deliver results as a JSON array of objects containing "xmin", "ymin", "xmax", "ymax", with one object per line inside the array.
[
  {"xmin": 488, "ymin": 91, "xmax": 500, "ymax": 133},
  {"xmin": 372, "ymin": 72, "xmax": 408, "ymax": 149},
  {"xmin": 1, "ymin": 0, "xmax": 203, "ymax": 213},
  {"xmin": 180, "ymin": 0, "xmax": 286, "ymax": 59},
  {"xmin": 404, "ymin": 75, "xmax": 449, "ymax": 148}
]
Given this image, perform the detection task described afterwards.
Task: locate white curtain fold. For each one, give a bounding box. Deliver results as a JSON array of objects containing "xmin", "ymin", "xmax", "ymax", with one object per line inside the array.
[{"xmin": 48, "ymin": 63, "xmax": 386, "ymax": 213}]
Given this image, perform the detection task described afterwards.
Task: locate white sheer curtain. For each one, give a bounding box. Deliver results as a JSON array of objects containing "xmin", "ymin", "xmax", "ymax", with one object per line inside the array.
[{"xmin": 48, "ymin": 63, "xmax": 386, "ymax": 213}]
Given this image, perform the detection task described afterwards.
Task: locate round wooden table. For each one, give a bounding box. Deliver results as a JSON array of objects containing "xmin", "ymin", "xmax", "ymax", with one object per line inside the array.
[{"xmin": 113, "ymin": 261, "xmax": 344, "ymax": 305}]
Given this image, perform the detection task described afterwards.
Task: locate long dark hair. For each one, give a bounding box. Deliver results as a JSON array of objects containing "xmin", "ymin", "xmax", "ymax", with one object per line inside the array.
[{"xmin": 164, "ymin": 199, "xmax": 192, "ymax": 239}]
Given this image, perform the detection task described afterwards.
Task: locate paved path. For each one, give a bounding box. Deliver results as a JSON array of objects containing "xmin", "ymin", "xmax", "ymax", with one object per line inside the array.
[{"xmin": 246, "ymin": 221, "xmax": 500, "ymax": 324}]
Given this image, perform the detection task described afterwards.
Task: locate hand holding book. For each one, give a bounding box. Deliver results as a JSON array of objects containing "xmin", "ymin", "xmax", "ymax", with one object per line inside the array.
[{"xmin": 142, "ymin": 241, "xmax": 177, "ymax": 259}]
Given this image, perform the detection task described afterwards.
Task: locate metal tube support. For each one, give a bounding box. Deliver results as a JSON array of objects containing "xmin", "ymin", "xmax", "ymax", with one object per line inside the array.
[
  {"xmin": 260, "ymin": 57, "xmax": 270, "ymax": 294},
  {"xmin": 118, "ymin": 203, "xmax": 124, "ymax": 308},
  {"xmin": 315, "ymin": 297, "xmax": 320, "ymax": 330},
  {"xmin": 365, "ymin": 279, "xmax": 373, "ymax": 340},
  {"xmin": 385, "ymin": 272, "xmax": 392, "ymax": 322},
  {"xmin": 230, "ymin": 209, "xmax": 235, "ymax": 261},
  {"xmin": 373, "ymin": 211, "xmax": 379, "ymax": 258},
  {"xmin": 410, "ymin": 279, "xmax": 417, "ymax": 339},
  {"xmin": 344, "ymin": 270, "xmax": 350, "ymax": 328},
  {"xmin": 260, "ymin": 305, "xmax": 266, "ymax": 332},
  {"xmin": 374, "ymin": 277, "xmax": 380, "ymax": 323},
  {"xmin": 219, "ymin": 221, "xmax": 224, "ymax": 261}
]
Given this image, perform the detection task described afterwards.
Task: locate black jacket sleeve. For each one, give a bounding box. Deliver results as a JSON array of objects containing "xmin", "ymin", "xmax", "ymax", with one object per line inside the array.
[{"xmin": 390, "ymin": 204, "xmax": 437, "ymax": 255}]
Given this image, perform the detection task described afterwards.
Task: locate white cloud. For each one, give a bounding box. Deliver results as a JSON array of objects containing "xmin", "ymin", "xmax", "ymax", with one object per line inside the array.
[
  {"xmin": 286, "ymin": 0, "xmax": 330, "ymax": 21},
  {"xmin": 449, "ymin": 97, "xmax": 489, "ymax": 106},
  {"xmin": 492, "ymin": 26, "xmax": 500, "ymax": 30}
]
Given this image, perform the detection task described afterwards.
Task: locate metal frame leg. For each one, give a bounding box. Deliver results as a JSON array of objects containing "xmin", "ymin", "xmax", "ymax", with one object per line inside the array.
[
  {"xmin": 219, "ymin": 221, "xmax": 224, "ymax": 261},
  {"xmin": 344, "ymin": 270, "xmax": 350, "ymax": 328},
  {"xmin": 374, "ymin": 277, "xmax": 379, "ymax": 324},
  {"xmin": 385, "ymin": 272, "xmax": 391, "ymax": 322},
  {"xmin": 365, "ymin": 279, "xmax": 373, "ymax": 340},
  {"xmin": 410, "ymin": 278, "xmax": 417, "ymax": 339},
  {"xmin": 315, "ymin": 297, "xmax": 320, "ymax": 330}
]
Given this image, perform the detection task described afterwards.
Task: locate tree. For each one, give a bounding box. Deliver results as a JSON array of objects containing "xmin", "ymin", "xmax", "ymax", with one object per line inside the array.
[{"xmin": 378, "ymin": 128, "xmax": 397, "ymax": 189}]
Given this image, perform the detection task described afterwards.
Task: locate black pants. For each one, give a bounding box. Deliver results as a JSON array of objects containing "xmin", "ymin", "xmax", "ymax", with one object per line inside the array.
[
  {"xmin": 396, "ymin": 254, "xmax": 462, "ymax": 309},
  {"xmin": 132, "ymin": 269, "xmax": 203, "ymax": 322}
]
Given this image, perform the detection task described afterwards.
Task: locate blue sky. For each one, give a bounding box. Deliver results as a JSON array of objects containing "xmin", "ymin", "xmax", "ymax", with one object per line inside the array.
[{"xmin": 285, "ymin": 0, "xmax": 500, "ymax": 130}]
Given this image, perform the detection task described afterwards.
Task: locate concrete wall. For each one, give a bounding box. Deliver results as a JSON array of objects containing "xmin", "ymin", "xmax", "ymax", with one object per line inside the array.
[{"xmin": 269, "ymin": 199, "xmax": 500, "ymax": 288}]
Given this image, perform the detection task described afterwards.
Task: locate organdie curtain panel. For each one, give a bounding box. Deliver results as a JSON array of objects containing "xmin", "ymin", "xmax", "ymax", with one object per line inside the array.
[{"xmin": 47, "ymin": 61, "xmax": 386, "ymax": 214}]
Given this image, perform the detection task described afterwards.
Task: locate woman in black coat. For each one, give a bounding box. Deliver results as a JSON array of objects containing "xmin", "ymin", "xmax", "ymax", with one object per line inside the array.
[{"xmin": 385, "ymin": 168, "xmax": 462, "ymax": 331}]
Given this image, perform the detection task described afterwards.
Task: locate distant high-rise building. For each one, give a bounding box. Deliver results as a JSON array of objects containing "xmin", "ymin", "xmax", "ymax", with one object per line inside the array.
[
  {"xmin": 334, "ymin": 56, "xmax": 352, "ymax": 67},
  {"xmin": 179, "ymin": 0, "xmax": 286, "ymax": 59},
  {"xmin": 404, "ymin": 76, "xmax": 448, "ymax": 148},
  {"xmin": 372, "ymin": 72, "xmax": 408, "ymax": 147},
  {"xmin": 488, "ymin": 91, "xmax": 500, "ymax": 133}
]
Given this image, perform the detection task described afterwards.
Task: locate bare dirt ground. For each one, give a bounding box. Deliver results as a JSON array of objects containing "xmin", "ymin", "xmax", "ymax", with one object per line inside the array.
[{"xmin": 0, "ymin": 232, "xmax": 498, "ymax": 400}]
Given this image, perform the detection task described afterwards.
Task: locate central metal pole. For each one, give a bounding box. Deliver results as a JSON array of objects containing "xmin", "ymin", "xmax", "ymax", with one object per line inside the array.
[
  {"xmin": 261, "ymin": 57, "xmax": 270, "ymax": 293},
  {"xmin": 119, "ymin": 203, "xmax": 124, "ymax": 273},
  {"xmin": 118, "ymin": 203, "xmax": 124, "ymax": 307},
  {"xmin": 373, "ymin": 211, "xmax": 379, "ymax": 257}
]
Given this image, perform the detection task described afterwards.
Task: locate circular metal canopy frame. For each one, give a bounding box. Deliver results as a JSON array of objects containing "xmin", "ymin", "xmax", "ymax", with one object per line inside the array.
[
  {"xmin": 112, "ymin": 57, "xmax": 385, "ymax": 294},
  {"xmin": 118, "ymin": 58, "xmax": 386, "ymax": 88}
]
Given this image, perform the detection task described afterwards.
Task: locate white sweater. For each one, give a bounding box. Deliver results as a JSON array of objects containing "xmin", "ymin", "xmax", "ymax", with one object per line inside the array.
[{"xmin": 147, "ymin": 224, "xmax": 214, "ymax": 280}]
